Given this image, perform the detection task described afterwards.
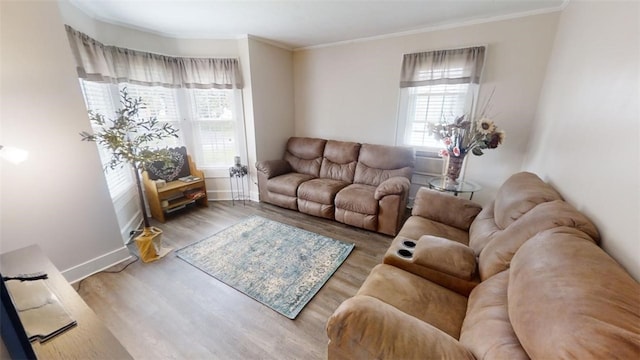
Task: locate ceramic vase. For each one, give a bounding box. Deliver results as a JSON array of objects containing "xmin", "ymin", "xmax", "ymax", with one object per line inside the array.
[{"xmin": 445, "ymin": 154, "xmax": 467, "ymax": 184}]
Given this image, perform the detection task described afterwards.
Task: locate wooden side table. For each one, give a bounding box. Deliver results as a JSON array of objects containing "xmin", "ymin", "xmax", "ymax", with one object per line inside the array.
[
  {"xmin": 428, "ymin": 176, "xmax": 482, "ymax": 200},
  {"xmin": 0, "ymin": 245, "xmax": 132, "ymax": 359},
  {"xmin": 142, "ymin": 155, "xmax": 208, "ymax": 222}
]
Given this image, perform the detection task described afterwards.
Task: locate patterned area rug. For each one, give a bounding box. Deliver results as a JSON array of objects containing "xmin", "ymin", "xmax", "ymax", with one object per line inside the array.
[{"xmin": 176, "ymin": 216, "xmax": 355, "ymax": 319}]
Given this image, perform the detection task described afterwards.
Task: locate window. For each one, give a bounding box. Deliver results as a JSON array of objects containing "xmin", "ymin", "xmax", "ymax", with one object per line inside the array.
[
  {"xmin": 396, "ymin": 46, "xmax": 486, "ymax": 150},
  {"xmin": 79, "ymin": 80, "xmax": 133, "ymax": 199},
  {"xmin": 79, "ymin": 81, "xmax": 245, "ymax": 182},
  {"xmin": 188, "ymin": 89, "xmax": 243, "ymax": 168},
  {"xmin": 402, "ymin": 83, "xmax": 469, "ymax": 148},
  {"xmin": 121, "ymin": 84, "xmax": 183, "ymax": 149}
]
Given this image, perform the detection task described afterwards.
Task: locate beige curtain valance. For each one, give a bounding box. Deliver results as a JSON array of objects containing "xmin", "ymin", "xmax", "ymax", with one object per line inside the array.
[
  {"xmin": 400, "ymin": 46, "xmax": 485, "ymax": 88},
  {"xmin": 65, "ymin": 25, "xmax": 243, "ymax": 89}
]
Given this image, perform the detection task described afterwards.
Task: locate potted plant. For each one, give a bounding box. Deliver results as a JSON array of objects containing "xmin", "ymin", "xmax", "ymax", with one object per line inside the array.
[{"xmin": 80, "ymin": 87, "xmax": 179, "ymax": 262}]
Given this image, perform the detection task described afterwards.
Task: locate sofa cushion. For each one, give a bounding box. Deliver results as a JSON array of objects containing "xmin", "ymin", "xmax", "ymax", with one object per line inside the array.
[
  {"xmin": 283, "ymin": 137, "xmax": 326, "ymax": 176},
  {"xmin": 335, "ymin": 184, "xmax": 378, "ymax": 214},
  {"xmin": 354, "ymin": 143, "xmax": 414, "ymax": 186},
  {"xmin": 479, "ymin": 200, "xmax": 600, "ymax": 280},
  {"xmin": 319, "ymin": 140, "xmax": 360, "ymax": 182},
  {"xmin": 508, "ymin": 227, "xmax": 640, "ymax": 359},
  {"xmin": 266, "ymin": 173, "xmax": 315, "ymax": 197},
  {"xmin": 298, "ymin": 178, "xmax": 350, "ymax": 204},
  {"xmin": 493, "ymin": 172, "xmax": 562, "ymax": 229},
  {"xmin": 357, "ymin": 264, "xmax": 468, "ymax": 340},
  {"xmin": 460, "ymin": 270, "xmax": 529, "ymax": 360},
  {"xmin": 398, "ymin": 216, "xmax": 469, "ymax": 246}
]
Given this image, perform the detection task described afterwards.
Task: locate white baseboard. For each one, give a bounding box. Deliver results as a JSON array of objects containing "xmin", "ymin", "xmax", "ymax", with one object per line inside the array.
[{"xmin": 61, "ymin": 246, "xmax": 132, "ymax": 284}]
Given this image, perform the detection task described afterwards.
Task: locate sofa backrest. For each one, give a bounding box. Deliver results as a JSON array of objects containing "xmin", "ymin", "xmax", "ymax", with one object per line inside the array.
[
  {"xmin": 508, "ymin": 226, "xmax": 640, "ymax": 359},
  {"xmin": 493, "ymin": 172, "xmax": 562, "ymax": 230},
  {"xmin": 319, "ymin": 140, "xmax": 361, "ymax": 182},
  {"xmin": 476, "ymin": 200, "xmax": 600, "ymax": 280},
  {"xmin": 283, "ymin": 137, "xmax": 327, "ymax": 177},
  {"xmin": 354, "ymin": 143, "xmax": 414, "ymax": 186}
]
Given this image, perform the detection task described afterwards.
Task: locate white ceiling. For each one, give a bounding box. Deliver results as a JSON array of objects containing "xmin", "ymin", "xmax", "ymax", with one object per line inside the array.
[{"xmin": 68, "ymin": 0, "xmax": 566, "ymax": 49}]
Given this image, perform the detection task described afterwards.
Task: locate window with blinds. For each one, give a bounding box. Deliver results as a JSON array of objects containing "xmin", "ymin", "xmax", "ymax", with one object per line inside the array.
[
  {"xmin": 397, "ymin": 46, "xmax": 485, "ymax": 150},
  {"xmin": 80, "ymin": 81, "xmax": 245, "ymax": 186},
  {"xmin": 120, "ymin": 84, "xmax": 183, "ymax": 149},
  {"xmin": 188, "ymin": 89, "xmax": 239, "ymax": 168},
  {"xmin": 404, "ymin": 83, "xmax": 469, "ymax": 148},
  {"xmin": 79, "ymin": 80, "xmax": 134, "ymax": 199}
]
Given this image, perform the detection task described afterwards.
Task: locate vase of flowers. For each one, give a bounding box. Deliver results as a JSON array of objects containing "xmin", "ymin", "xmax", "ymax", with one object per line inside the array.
[{"xmin": 430, "ymin": 111, "xmax": 505, "ymax": 184}]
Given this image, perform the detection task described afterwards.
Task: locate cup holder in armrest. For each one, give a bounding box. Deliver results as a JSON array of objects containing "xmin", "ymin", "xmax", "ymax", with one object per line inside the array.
[
  {"xmin": 397, "ymin": 249, "xmax": 413, "ymax": 259},
  {"xmin": 402, "ymin": 240, "xmax": 416, "ymax": 248}
]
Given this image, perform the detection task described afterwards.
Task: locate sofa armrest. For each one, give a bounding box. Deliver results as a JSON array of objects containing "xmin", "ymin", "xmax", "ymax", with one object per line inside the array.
[
  {"xmin": 374, "ymin": 176, "xmax": 410, "ymax": 200},
  {"xmin": 413, "ymin": 235, "xmax": 477, "ymax": 280},
  {"xmin": 412, "ymin": 187, "xmax": 482, "ymax": 230},
  {"xmin": 327, "ymin": 295, "xmax": 474, "ymax": 360},
  {"xmin": 255, "ymin": 159, "xmax": 292, "ymax": 179}
]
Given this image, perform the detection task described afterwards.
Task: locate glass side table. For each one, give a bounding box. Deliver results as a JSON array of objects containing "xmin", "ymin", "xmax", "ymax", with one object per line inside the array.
[
  {"xmin": 229, "ymin": 164, "xmax": 248, "ymax": 205},
  {"xmin": 428, "ymin": 176, "xmax": 482, "ymax": 200}
]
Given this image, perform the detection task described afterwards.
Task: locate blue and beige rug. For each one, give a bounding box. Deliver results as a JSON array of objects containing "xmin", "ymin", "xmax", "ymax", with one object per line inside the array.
[{"xmin": 176, "ymin": 216, "xmax": 355, "ymax": 319}]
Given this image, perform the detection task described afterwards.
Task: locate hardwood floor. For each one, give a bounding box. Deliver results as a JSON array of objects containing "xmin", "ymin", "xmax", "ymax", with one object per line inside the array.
[{"xmin": 76, "ymin": 201, "xmax": 395, "ymax": 360}]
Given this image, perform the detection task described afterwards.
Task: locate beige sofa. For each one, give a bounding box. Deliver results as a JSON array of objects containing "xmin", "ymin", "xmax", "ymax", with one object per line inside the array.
[
  {"xmin": 255, "ymin": 137, "xmax": 414, "ymax": 236},
  {"xmin": 327, "ymin": 172, "xmax": 640, "ymax": 359}
]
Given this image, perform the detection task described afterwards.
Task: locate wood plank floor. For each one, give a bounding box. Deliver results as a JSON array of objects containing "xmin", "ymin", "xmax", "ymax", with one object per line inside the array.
[{"xmin": 76, "ymin": 201, "xmax": 396, "ymax": 360}]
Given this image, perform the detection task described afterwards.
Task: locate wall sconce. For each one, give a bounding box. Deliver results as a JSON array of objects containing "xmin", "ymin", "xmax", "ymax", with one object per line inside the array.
[{"xmin": 0, "ymin": 145, "xmax": 29, "ymax": 164}]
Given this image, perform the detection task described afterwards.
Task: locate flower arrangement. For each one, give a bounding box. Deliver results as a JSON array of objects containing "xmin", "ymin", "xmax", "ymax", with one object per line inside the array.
[
  {"xmin": 429, "ymin": 114, "xmax": 505, "ymax": 158},
  {"xmin": 428, "ymin": 97, "xmax": 505, "ymax": 184}
]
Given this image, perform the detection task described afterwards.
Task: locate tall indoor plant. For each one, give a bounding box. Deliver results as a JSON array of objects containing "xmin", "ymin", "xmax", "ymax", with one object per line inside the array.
[{"xmin": 80, "ymin": 87, "xmax": 179, "ymax": 262}]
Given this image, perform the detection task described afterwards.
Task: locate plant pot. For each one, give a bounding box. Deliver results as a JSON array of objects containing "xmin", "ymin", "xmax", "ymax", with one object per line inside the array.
[{"xmin": 135, "ymin": 226, "xmax": 171, "ymax": 263}]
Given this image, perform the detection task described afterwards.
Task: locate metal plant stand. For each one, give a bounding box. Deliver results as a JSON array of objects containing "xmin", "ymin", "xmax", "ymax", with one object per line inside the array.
[{"xmin": 229, "ymin": 164, "xmax": 248, "ymax": 205}]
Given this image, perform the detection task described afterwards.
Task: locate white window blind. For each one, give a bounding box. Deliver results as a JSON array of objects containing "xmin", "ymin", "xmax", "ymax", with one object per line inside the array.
[
  {"xmin": 404, "ymin": 83, "xmax": 469, "ymax": 148},
  {"xmin": 79, "ymin": 80, "xmax": 133, "ymax": 199},
  {"xmin": 120, "ymin": 84, "xmax": 183, "ymax": 149},
  {"xmin": 188, "ymin": 89, "xmax": 239, "ymax": 168}
]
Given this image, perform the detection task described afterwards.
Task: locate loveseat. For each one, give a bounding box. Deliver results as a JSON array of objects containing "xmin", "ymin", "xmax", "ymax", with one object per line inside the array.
[
  {"xmin": 255, "ymin": 137, "xmax": 414, "ymax": 236},
  {"xmin": 327, "ymin": 172, "xmax": 640, "ymax": 359}
]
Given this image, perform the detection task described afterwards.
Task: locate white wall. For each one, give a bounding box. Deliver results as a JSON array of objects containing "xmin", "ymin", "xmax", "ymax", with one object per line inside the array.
[
  {"xmin": 0, "ymin": 0, "xmax": 130, "ymax": 282},
  {"xmin": 247, "ymin": 38, "xmax": 295, "ymax": 182},
  {"xmin": 294, "ymin": 12, "xmax": 561, "ymax": 205},
  {"xmin": 237, "ymin": 37, "xmax": 296, "ymax": 201},
  {"xmin": 524, "ymin": 1, "xmax": 639, "ymax": 280}
]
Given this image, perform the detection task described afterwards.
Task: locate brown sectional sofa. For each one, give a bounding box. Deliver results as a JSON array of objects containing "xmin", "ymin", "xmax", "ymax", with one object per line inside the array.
[
  {"xmin": 256, "ymin": 137, "xmax": 414, "ymax": 236},
  {"xmin": 327, "ymin": 172, "xmax": 640, "ymax": 359}
]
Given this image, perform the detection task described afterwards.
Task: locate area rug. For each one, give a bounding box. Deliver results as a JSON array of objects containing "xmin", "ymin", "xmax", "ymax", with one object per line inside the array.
[{"xmin": 176, "ymin": 216, "xmax": 355, "ymax": 319}]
